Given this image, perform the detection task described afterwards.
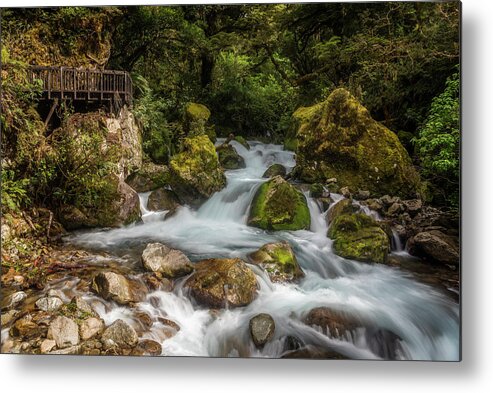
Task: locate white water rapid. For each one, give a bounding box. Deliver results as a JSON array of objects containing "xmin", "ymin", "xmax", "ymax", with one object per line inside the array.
[{"xmin": 66, "ymin": 140, "xmax": 459, "ymax": 360}]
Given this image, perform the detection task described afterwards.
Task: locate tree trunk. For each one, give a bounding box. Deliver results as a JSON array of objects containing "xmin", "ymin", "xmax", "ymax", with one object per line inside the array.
[{"xmin": 201, "ymin": 52, "xmax": 214, "ymax": 88}]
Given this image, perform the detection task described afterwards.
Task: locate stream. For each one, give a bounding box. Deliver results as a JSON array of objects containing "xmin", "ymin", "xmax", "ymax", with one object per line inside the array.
[{"xmin": 61, "ymin": 140, "xmax": 459, "ymax": 360}]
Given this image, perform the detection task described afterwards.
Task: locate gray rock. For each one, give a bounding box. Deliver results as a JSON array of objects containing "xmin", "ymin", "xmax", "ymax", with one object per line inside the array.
[
  {"xmin": 40, "ymin": 339, "xmax": 56, "ymax": 354},
  {"xmin": 48, "ymin": 316, "xmax": 79, "ymax": 348},
  {"xmin": 408, "ymin": 230, "xmax": 460, "ymax": 266},
  {"xmin": 35, "ymin": 296, "xmax": 64, "ymax": 312},
  {"xmin": 101, "ymin": 319, "xmax": 138, "ymax": 349},
  {"xmin": 147, "ymin": 188, "xmax": 181, "ymax": 211},
  {"xmin": 339, "ymin": 186, "xmax": 351, "ymax": 198},
  {"xmin": 91, "ymin": 271, "xmax": 143, "ymax": 305},
  {"xmin": 249, "ymin": 313, "xmax": 276, "ymax": 348},
  {"xmin": 387, "ymin": 202, "xmax": 404, "ymax": 216},
  {"xmin": 141, "ymin": 243, "xmax": 194, "ymax": 278},
  {"xmin": 355, "ymin": 190, "xmax": 371, "ymax": 200},
  {"xmin": 80, "ymin": 317, "xmax": 105, "ymax": 340},
  {"xmin": 7, "ymin": 291, "xmax": 27, "ymax": 308}
]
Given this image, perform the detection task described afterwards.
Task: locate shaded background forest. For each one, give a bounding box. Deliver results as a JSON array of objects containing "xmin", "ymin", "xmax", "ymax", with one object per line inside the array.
[{"xmin": 1, "ymin": 2, "xmax": 459, "ymax": 210}]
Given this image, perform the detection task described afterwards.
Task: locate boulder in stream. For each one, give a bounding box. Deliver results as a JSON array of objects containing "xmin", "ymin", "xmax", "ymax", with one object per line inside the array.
[
  {"xmin": 184, "ymin": 258, "xmax": 258, "ymax": 308},
  {"xmin": 290, "ymin": 88, "xmax": 421, "ymax": 198},
  {"xmin": 101, "ymin": 319, "xmax": 138, "ymax": 350},
  {"xmin": 47, "ymin": 316, "xmax": 79, "ymax": 349},
  {"xmin": 248, "ymin": 176, "xmax": 310, "ymax": 231},
  {"xmin": 328, "ymin": 213, "xmax": 390, "ymax": 264},
  {"xmin": 147, "ymin": 188, "xmax": 181, "ymax": 211},
  {"xmin": 217, "ymin": 144, "xmax": 246, "ymax": 170},
  {"xmin": 262, "ymin": 164, "xmax": 287, "ymax": 178},
  {"xmin": 126, "ymin": 162, "xmax": 170, "ymax": 193},
  {"xmin": 169, "ymin": 135, "xmax": 226, "ymax": 207},
  {"xmin": 407, "ymin": 230, "xmax": 460, "ymax": 266},
  {"xmin": 35, "ymin": 296, "xmax": 64, "ymax": 312},
  {"xmin": 91, "ymin": 271, "xmax": 144, "ymax": 305},
  {"xmin": 249, "ymin": 313, "xmax": 276, "ymax": 348},
  {"xmin": 248, "ymin": 241, "xmax": 304, "ymax": 283},
  {"xmin": 141, "ymin": 242, "xmax": 194, "ymax": 278}
]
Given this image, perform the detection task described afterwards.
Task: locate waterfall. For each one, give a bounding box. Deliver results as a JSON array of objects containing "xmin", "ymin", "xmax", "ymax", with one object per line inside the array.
[{"xmin": 66, "ymin": 139, "xmax": 459, "ymax": 360}]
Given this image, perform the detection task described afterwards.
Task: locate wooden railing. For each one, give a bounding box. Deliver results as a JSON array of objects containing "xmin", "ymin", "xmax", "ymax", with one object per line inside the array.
[{"xmin": 28, "ymin": 66, "xmax": 133, "ymax": 107}]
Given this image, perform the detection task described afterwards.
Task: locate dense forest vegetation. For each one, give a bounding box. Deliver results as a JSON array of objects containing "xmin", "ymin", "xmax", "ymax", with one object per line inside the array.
[{"xmin": 1, "ymin": 3, "xmax": 459, "ymax": 212}]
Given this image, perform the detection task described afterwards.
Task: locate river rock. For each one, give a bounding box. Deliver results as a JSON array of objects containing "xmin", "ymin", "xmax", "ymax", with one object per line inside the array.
[
  {"xmin": 309, "ymin": 183, "xmax": 325, "ymax": 198},
  {"xmin": 290, "ymin": 88, "xmax": 420, "ymax": 198},
  {"xmin": 91, "ymin": 271, "xmax": 143, "ymax": 305},
  {"xmin": 10, "ymin": 317, "xmax": 46, "ymax": 339},
  {"xmin": 185, "ymin": 258, "xmax": 258, "ymax": 308},
  {"xmin": 1, "ymin": 310, "xmax": 18, "ymax": 326},
  {"xmin": 40, "ymin": 339, "xmax": 57, "ymax": 354},
  {"xmin": 248, "ymin": 176, "xmax": 310, "ymax": 231},
  {"xmin": 47, "ymin": 316, "xmax": 79, "ymax": 348},
  {"xmin": 141, "ymin": 242, "xmax": 194, "ymax": 278},
  {"xmin": 5, "ymin": 291, "xmax": 27, "ymax": 309},
  {"xmin": 35, "ymin": 296, "xmax": 64, "ymax": 312},
  {"xmin": 262, "ymin": 164, "xmax": 287, "ymax": 178},
  {"xmin": 125, "ymin": 162, "xmax": 169, "ymax": 193},
  {"xmin": 147, "ymin": 188, "xmax": 181, "ymax": 211},
  {"xmin": 169, "ymin": 135, "xmax": 226, "ymax": 207},
  {"xmin": 402, "ymin": 199, "xmax": 423, "ymax": 216},
  {"xmin": 70, "ymin": 296, "xmax": 95, "ymax": 316},
  {"xmin": 407, "ymin": 230, "xmax": 460, "ymax": 266},
  {"xmin": 328, "ymin": 213, "xmax": 390, "ymax": 264},
  {"xmin": 217, "ymin": 144, "xmax": 246, "ymax": 170},
  {"xmin": 80, "ymin": 317, "xmax": 105, "ymax": 340},
  {"xmin": 282, "ymin": 345, "xmax": 347, "ymax": 359},
  {"xmin": 234, "ymin": 136, "xmax": 250, "ymax": 150},
  {"xmin": 131, "ymin": 339, "xmax": 163, "ymax": 356},
  {"xmin": 101, "ymin": 319, "xmax": 138, "ymax": 350},
  {"xmin": 326, "ymin": 198, "xmax": 358, "ymax": 225},
  {"xmin": 248, "ymin": 241, "xmax": 304, "ymax": 283},
  {"xmin": 304, "ymin": 307, "xmax": 360, "ymax": 337},
  {"xmin": 355, "ymin": 190, "xmax": 371, "ymax": 200},
  {"xmin": 249, "ymin": 313, "xmax": 276, "ymax": 348},
  {"xmin": 340, "ymin": 186, "xmax": 351, "ymax": 198}
]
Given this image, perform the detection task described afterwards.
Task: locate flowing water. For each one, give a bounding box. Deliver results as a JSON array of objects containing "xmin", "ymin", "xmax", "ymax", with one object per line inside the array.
[{"xmin": 65, "ymin": 140, "xmax": 460, "ymax": 360}]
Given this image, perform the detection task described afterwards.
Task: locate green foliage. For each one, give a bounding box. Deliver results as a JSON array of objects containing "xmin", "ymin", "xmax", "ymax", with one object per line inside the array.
[
  {"xmin": 132, "ymin": 75, "xmax": 178, "ymax": 164},
  {"xmin": 413, "ymin": 71, "xmax": 460, "ymax": 207},
  {"xmin": 1, "ymin": 169, "xmax": 30, "ymax": 212},
  {"xmin": 209, "ymin": 52, "xmax": 296, "ymax": 138}
]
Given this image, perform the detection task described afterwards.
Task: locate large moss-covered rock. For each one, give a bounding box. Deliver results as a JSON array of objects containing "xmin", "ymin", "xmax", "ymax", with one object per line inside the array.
[
  {"xmin": 291, "ymin": 88, "xmax": 420, "ymax": 198},
  {"xmin": 248, "ymin": 176, "xmax": 310, "ymax": 231},
  {"xmin": 217, "ymin": 144, "xmax": 246, "ymax": 170},
  {"xmin": 169, "ymin": 135, "xmax": 226, "ymax": 207},
  {"xmin": 184, "ymin": 103, "xmax": 211, "ymax": 136},
  {"xmin": 184, "ymin": 258, "xmax": 258, "ymax": 308},
  {"xmin": 262, "ymin": 164, "xmax": 287, "ymax": 178},
  {"xmin": 326, "ymin": 198, "xmax": 358, "ymax": 225},
  {"xmin": 248, "ymin": 241, "xmax": 304, "ymax": 283},
  {"xmin": 328, "ymin": 213, "xmax": 390, "ymax": 264},
  {"xmin": 125, "ymin": 162, "xmax": 170, "ymax": 193}
]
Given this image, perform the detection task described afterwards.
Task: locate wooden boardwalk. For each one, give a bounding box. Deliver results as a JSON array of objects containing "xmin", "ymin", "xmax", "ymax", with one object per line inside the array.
[{"xmin": 29, "ymin": 66, "xmax": 133, "ymax": 108}]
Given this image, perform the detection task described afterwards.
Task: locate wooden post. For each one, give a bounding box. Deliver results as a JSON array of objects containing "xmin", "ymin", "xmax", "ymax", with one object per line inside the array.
[
  {"xmin": 60, "ymin": 67, "xmax": 64, "ymax": 99},
  {"xmin": 44, "ymin": 98, "xmax": 58, "ymax": 129}
]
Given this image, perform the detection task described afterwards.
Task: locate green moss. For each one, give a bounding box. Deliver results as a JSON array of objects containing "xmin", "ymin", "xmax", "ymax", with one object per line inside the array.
[
  {"xmin": 283, "ymin": 137, "xmax": 298, "ymax": 152},
  {"xmin": 328, "ymin": 213, "xmax": 390, "ymax": 264},
  {"xmin": 248, "ymin": 176, "xmax": 310, "ymax": 231},
  {"xmin": 169, "ymin": 135, "xmax": 226, "ymax": 206},
  {"xmin": 290, "ymin": 88, "xmax": 421, "ymax": 198},
  {"xmin": 184, "ymin": 103, "xmax": 211, "ymax": 136},
  {"xmin": 217, "ymin": 144, "xmax": 246, "ymax": 169},
  {"xmin": 234, "ymin": 136, "xmax": 250, "ymax": 150},
  {"xmin": 248, "ymin": 241, "xmax": 304, "ymax": 283},
  {"xmin": 310, "ymin": 183, "xmax": 324, "ymax": 198}
]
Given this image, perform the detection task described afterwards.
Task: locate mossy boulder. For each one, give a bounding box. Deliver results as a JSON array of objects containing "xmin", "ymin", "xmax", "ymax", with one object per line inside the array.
[
  {"xmin": 234, "ymin": 135, "xmax": 250, "ymax": 150},
  {"xmin": 147, "ymin": 188, "xmax": 181, "ymax": 211},
  {"xmin": 248, "ymin": 176, "xmax": 310, "ymax": 231},
  {"xmin": 125, "ymin": 162, "xmax": 170, "ymax": 193},
  {"xmin": 262, "ymin": 164, "xmax": 287, "ymax": 178},
  {"xmin": 184, "ymin": 103, "xmax": 211, "ymax": 136},
  {"xmin": 169, "ymin": 135, "xmax": 226, "ymax": 207},
  {"xmin": 326, "ymin": 198, "xmax": 358, "ymax": 225},
  {"xmin": 328, "ymin": 213, "xmax": 390, "ymax": 264},
  {"xmin": 217, "ymin": 144, "xmax": 246, "ymax": 170},
  {"xmin": 291, "ymin": 88, "xmax": 420, "ymax": 198},
  {"xmin": 248, "ymin": 241, "xmax": 304, "ymax": 283},
  {"xmin": 184, "ymin": 258, "xmax": 258, "ymax": 308}
]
